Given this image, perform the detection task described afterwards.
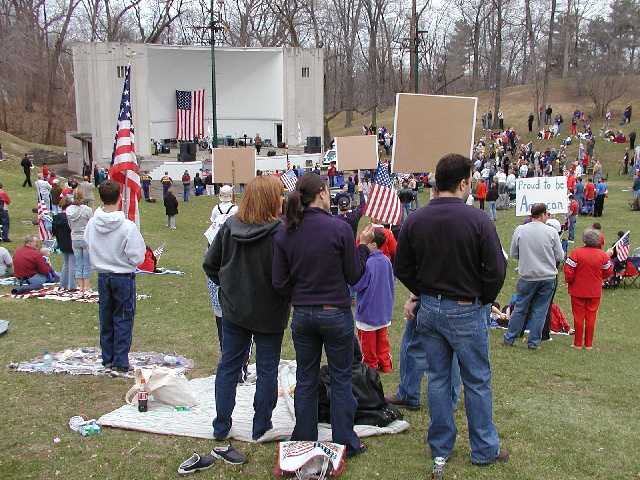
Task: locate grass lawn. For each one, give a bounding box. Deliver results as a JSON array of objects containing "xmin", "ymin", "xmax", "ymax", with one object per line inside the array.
[{"xmin": 1, "ymin": 111, "xmax": 640, "ymax": 479}]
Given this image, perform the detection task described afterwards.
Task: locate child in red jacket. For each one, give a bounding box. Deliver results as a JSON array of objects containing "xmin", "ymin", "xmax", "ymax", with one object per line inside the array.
[{"xmin": 564, "ymin": 228, "xmax": 613, "ymax": 349}]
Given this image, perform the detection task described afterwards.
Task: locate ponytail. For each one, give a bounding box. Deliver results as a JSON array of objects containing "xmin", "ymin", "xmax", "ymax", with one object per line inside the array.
[{"xmin": 284, "ymin": 173, "xmax": 326, "ymax": 232}]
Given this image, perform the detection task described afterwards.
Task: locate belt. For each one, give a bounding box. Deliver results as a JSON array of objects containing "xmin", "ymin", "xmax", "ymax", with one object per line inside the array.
[
  {"xmin": 424, "ymin": 291, "xmax": 479, "ymax": 304},
  {"xmin": 98, "ymin": 272, "xmax": 136, "ymax": 278}
]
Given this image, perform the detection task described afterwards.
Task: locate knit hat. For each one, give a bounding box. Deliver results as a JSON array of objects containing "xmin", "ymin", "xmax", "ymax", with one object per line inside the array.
[{"xmin": 219, "ymin": 185, "xmax": 233, "ymax": 201}]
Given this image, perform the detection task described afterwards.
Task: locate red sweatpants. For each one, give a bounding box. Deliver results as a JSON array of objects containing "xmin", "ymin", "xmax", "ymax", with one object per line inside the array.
[
  {"xmin": 571, "ymin": 296, "xmax": 601, "ymax": 348},
  {"xmin": 357, "ymin": 327, "xmax": 392, "ymax": 373}
]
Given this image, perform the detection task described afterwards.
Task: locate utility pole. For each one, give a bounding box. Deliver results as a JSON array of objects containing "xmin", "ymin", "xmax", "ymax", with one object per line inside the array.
[
  {"xmin": 413, "ymin": 28, "xmax": 428, "ymax": 93},
  {"xmin": 205, "ymin": 0, "xmax": 225, "ymax": 147}
]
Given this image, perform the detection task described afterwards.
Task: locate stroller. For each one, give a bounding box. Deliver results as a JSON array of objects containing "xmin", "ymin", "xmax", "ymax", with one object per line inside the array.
[{"xmin": 580, "ymin": 199, "xmax": 594, "ymax": 215}]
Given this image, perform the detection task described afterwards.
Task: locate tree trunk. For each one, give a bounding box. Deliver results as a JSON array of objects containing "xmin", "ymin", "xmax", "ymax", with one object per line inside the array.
[
  {"xmin": 525, "ymin": 0, "xmax": 541, "ymax": 127},
  {"xmin": 471, "ymin": 8, "xmax": 482, "ymax": 90},
  {"xmin": 492, "ymin": 0, "xmax": 502, "ymax": 128},
  {"xmin": 562, "ymin": 0, "xmax": 571, "ymax": 78},
  {"xmin": 408, "ymin": 0, "xmax": 417, "ymax": 92},
  {"xmin": 369, "ymin": 30, "xmax": 378, "ymax": 127},
  {"xmin": 541, "ymin": 0, "xmax": 557, "ymax": 125}
]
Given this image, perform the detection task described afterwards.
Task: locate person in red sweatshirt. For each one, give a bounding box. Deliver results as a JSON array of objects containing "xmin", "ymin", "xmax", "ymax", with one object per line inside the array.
[
  {"xmin": 0, "ymin": 182, "xmax": 11, "ymax": 242},
  {"xmin": 583, "ymin": 179, "xmax": 596, "ymax": 215},
  {"xmin": 13, "ymin": 235, "xmax": 53, "ymax": 286},
  {"xmin": 475, "ymin": 178, "xmax": 488, "ymax": 211},
  {"xmin": 563, "ymin": 228, "xmax": 613, "ymax": 349}
]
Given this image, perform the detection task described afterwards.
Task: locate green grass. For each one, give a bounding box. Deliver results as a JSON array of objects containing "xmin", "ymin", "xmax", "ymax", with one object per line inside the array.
[{"xmin": 1, "ymin": 109, "xmax": 640, "ymax": 479}]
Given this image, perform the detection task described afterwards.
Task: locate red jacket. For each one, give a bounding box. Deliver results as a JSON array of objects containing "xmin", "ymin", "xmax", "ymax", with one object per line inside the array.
[
  {"xmin": 585, "ymin": 182, "xmax": 596, "ymax": 200},
  {"xmin": 567, "ymin": 175, "xmax": 576, "ymax": 193},
  {"xmin": 0, "ymin": 190, "xmax": 10, "ymax": 207},
  {"xmin": 13, "ymin": 246, "xmax": 51, "ymax": 279},
  {"xmin": 476, "ymin": 181, "xmax": 487, "ymax": 200},
  {"xmin": 564, "ymin": 246, "xmax": 613, "ymax": 298},
  {"xmin": 569, "ymin": 199, "xmax": 578, "ymax": 216}
]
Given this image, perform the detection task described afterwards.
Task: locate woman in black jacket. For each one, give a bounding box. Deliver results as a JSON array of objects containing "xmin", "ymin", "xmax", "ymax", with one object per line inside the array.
[
  {"xmin": 51, "ymin": 197, "xmax": 75, "ymax": 290},
  {"xmin": 163, "ymin": 188, "xmax": 179, "ymax": 229},
  {"xmin": 203, "ymin": 175, "xmax": 289, "ymax": 443}
]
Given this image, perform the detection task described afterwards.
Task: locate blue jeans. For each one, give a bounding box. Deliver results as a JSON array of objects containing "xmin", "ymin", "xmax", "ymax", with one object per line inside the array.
[
  {"xmin": 59, "ymin": 252, "xmax": 76, "ymax": 290},
  {"xmin": 72, "ymin": 239, "xmax": 91, "ymax": 279},
  {"xmin": 417, "ymin": 295, "xmax": 500, "ymax": 464},
  {"xmin": 214, "ymin": 319, "xmax": 283, "ymax": 440},
  {"xmin": 97, "ymin": 272, "xmax": 136, "ymax": 369},
  {"xmin": 0, "ymin": 210, "xmax": 9, "ymax": 241},
  {"xmin": 183, "ymin": 184, "xmax": 190, "ymax": 202},
  {"xmin": 568, "ymin": 215, "xmax": 577, "ymax": 241},
  {"xmin": 291, "ymin": 306, "xmax": 360, "ymax": 452},
  {"xmin": 142, "ymin": 183, "xmax": 150, "ymax": 200},
  {"xmin": 26, "ymin": 273, "xmax": 49, "ymax": 288},
  {"xmin": 402, "ymin": 203, "xmax": 411, "ymax": 220},
  {"xmin": 396, "ymin": 316, "xmax": 461, "ymax": 409},
  {"xmin": 487, "ymin": 201, "xmax": 497, "ymax": 221},
  {"xmin": 504, "ymin": 278, "xmax": 556, "ymax": 348}
]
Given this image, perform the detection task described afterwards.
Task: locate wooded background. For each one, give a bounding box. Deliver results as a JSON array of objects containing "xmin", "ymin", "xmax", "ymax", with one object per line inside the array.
[{"xmin": 0, "ymin": 0, "xmax": 636, "ymax": 146}]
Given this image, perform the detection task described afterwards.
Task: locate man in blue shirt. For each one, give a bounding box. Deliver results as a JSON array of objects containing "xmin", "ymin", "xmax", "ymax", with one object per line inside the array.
[{"xmin": 593, "ymin": 178, "xmax": 608, "ymax": 217}]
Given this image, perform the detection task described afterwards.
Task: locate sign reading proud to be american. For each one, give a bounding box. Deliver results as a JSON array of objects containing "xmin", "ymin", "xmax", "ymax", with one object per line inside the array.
[{"xmin": 515, "ymin": 176, "xmax": 568, "ymax": 216}]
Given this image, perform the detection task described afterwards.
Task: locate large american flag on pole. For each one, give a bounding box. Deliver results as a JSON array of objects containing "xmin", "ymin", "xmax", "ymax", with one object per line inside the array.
[
  {"xmin": 110, "ymin": 65, "xmax": 141, "ymax": 225},
  {"xmin": 37, "ymin": 200, "xmax": 52, "ymax": 241},
  {"xmin": 176, "ymin": 90, "xmax": 205, "ymax": 141},
  {"xmin": 614, "ymin": 231, "xmax": 631, "ymax": 262},
  {"xmin": 365, "ymin": 162, "xmax": 402, "ymax": 225}
]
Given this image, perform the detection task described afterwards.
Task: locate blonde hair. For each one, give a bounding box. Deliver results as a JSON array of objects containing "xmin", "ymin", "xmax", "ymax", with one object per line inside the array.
[{"xmin": 236, "ymin": 176, "xmax": 282, "ymax": 225}]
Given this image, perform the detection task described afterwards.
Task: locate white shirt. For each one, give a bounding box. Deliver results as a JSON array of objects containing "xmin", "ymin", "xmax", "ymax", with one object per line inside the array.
[
  {"xmin": 35, "ymin": 179, "xmax": 51, "ymax": 200},
  {"xmin": 519, "ymin": 164, "xmax": 529, "ymax": 177},
  {"xmin": 506, "ymin": 173, "xmax": 516, "ymax": 188},
  {"xmin": 496, "ymin": 171, "xmax": 507, "ymax": 184},
  {"xmin": 0, "ymin": 246, "xmax": 12, "ymax": 277},
  {"xmin": 575, "ymin": 164, "xmax": 583, "ymax": 177}
]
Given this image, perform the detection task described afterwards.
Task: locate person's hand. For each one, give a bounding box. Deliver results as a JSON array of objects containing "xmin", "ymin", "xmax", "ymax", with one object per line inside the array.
[
  {"xmin": 403, "ymin": 297, "xmax": 418, "ymax": 320},
  {"xmin": 606, "ymin": 247, "xmax": 614, "ymax": 257},
  {"xmin": 359, "ymin": 224, "xmax": 375, "ymax": 245}
]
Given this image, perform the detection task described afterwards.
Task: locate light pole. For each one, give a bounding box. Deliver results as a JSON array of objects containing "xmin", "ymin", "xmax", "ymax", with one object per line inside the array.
[{"xmin": 210, "ymin": 0, "xmax": 224, "ymax": 148}]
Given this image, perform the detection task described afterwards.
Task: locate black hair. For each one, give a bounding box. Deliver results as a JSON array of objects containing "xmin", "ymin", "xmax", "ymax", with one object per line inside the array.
[
  {"xmin": 285, "ymin": 173, "xmax": 326, "ymax": 232},
  {"xmin": 618, "ymin": 230, "xmax": 625, "ymax": 238},
  {"xmin": 435, "ymin": 154, "xmax": 473, "ymax": 193},
  {"xmin": 373, "ymin": 228, "xmax": 386, "ymax": 248}
]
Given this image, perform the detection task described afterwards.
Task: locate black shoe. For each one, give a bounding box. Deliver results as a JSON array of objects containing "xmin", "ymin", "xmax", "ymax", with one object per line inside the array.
[
  {"xmin": 178, "ymin": 452, "xmax": 215, "ymax": 475},
  {"xmin": 385, "ymin": 393, "xmax": 420, "ymax": 411},
  {"xmin": 473, "ymin": 447, "xmax": 509, "ymax": 466},
  {"xmin": 211, "ymin": 444, "xmax": 246, "ymax": 465},
  {"xmin": 2, "ymin": 239, "xmax": 11, "ymax": 243},
  {"xmin": 347, "ymin": 443, "xmax": 367, "ymax": 458}
]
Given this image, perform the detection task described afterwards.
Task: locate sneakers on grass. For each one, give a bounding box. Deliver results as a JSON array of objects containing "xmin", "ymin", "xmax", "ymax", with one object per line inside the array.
[
  {"xmin": 178, "ymin": 452, "xmax": 215, "ymax": 475},
  {"xmin": 211, "ymin": 444, "xmax": 246, "ymax": 465}
]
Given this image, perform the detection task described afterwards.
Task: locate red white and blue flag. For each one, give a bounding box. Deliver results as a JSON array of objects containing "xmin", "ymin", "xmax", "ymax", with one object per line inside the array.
[
  {"xmin": 176, "ymin": 90, "xmax": 205, "ymax": 141},
  {"xmin": 37, "ymin": 200, "xmax": 52, "ymax": 241},
  {"xmin": 110, "ymin": 65, "xmax": 141, "ymax": 225},
  {"xmin": 614, "ymin": 231, "xmax": 631, "ymax": 262},
  {"xmin": 281, "ymin": 170, "xmax": 298, "ymax": 192},
  {"xmin": 365, "ymin": 162, "xmax": 402, "ymax": 225}
]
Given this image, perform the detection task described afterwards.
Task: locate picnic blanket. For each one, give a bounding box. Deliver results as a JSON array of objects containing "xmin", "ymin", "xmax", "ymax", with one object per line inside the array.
[
  {"xmin": 8, "ymin": 347, "xmax": 193, "ymax": 377},
  {"xmin": 1, "ymin": 287, "xmax": 149, "ymax": 303},
  {"xmin": 98, "ymin": 360, "xmax": 410, "ymax": 443},
  {"xmin": 136, "ymin": 268, "xmax": 185, "ymax": 276},
  {"xmin": 0, "ymin": 277, "xmax": 18, "ymax": 286}
]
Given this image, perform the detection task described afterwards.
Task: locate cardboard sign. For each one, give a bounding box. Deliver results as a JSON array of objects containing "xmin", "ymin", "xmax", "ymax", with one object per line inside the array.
[
  {"xmin": 391, "ymin": 93, "xmax": 477, "ymax": 173},
  {"xmin": 335, "ymin": 135, "xmax": 379, "ymax": 171},
  {"xmin": 515, "ymin": 176, "xmax": 568, "ymax": 216},
  {"xmin": 213, "ymin": 148, "xmax": 256, "ymax": 184}
]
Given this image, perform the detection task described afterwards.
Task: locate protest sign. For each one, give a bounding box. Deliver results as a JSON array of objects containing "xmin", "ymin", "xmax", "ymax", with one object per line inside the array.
[
  {"xmin": 515, "ymin": 176, "xmax": 568, "ymax": 216},
  {"xmin": 391, "ymin": 93, "xmax": 477, "ymax": 173},
  {"xmin": 213, "ymin": 148, "xmax": 256, "ymax": 184},
  {"xmin": 335, "ymin": 135, "xmax": 379, "ymax": 171}
]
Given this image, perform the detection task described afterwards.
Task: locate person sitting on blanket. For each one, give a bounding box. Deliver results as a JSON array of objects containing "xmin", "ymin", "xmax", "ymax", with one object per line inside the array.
[
  {"xmin": 13, "ymin": 235, "xmax": 56, "ymax": 288},
  {"xmin": 0, "ymin": 245, "xmax": 13, "ymax": 277},
  {"xmin": 137, "ymin": 246, "xmax": 158, "ymax": 273}
]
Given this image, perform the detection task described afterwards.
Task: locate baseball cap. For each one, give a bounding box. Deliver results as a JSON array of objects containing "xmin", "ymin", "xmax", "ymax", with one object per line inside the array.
[{"xmin": 338, "ymin": 196, "xmax": 350, "ymax": 210}]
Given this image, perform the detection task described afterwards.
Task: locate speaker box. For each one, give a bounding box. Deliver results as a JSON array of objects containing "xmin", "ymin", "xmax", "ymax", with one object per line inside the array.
[
  {"xmin": 188, "ymin": 142, "xmax": 197, "ymax": 155},
  {"xmin": 304, "ymin": 146, "xmax": 321, "ymax": 154},
  {"xmin": 306, "ymin": 136, "xmax": 321, "ymax": 148},
  {"xmin": 179, "ymin": 142, "xmax": 195, "ymax": 162}
]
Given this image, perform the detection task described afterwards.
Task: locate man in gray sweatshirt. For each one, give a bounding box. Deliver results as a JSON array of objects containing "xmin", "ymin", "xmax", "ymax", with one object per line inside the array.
[
  {"xmin": 84, "ymin": 180, "xmax": 145, "ymax": 373},
  {"xmin": 504, "ymin": 203, "xmax": 564, "ymax": 349}
]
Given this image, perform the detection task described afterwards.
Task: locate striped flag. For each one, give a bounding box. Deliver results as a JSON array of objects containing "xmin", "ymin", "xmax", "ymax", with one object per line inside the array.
[
  {"xmin": 281, "ymin": 170, "xmax": 298, "ymax": 191},
  {"xmin": 614, "ymin": 231, "xmax": 631, "ymax": 262},
  {"xmin": 365, "ymin": 162, "xmax": 402, "ymax": 225},
  {"xmin": 37, "ymin": 200, "xmax": 52, "ymax": 241},
  {"xmin": 110, "ymin": 65, "xmax": 141, "ymax": 225},
  {"xmin": 176, "ymin": 90, "xmax": 205, "ymax": 141}
]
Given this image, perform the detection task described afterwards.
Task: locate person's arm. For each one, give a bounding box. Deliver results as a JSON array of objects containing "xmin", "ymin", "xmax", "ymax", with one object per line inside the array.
[
  {"xmin": 124, "ymin": 224, "xmax": 146, "ymax": 266},
  {"xmin": 394, "ymin": 221, "xmax": 420, "ymax": 295},
  {"xmin": 271, "ymin": 234, "xmax": 292, "ymax": 298},
  {"xmin": 552, "ymin": 233, "xmax": 565, "ymax": 263},
  {"xmin": 480, "ymin": 219, "xmax": 507, "ymax": 304},
  {"xmin": 35, "ymin": 252, "xmax": 51, "ymax": 276},
  {"xmin": 203, "ymin": 225, "xmax": 225, "ymax": 284},
  {"xmin": 509, "ymin": 227, "xmax": 520, "ymax": 260},
  {"xmin": 343, "ymin": 224, "xmax": 372, "ymax": 286},
  {"xmin": 350, "ymin": 262, "xmax": 371, "ymax": 293},
  {"xmin": 564, "ymin": 254, "xmax": 577, "ymax": 284},
  {"xmin": 601, "ymin": 254, "xmax": 614, "ymax": 279}
]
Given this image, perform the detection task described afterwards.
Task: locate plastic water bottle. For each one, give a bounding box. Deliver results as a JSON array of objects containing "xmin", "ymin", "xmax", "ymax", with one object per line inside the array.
[
  {"xmin": 431, "ymin": 457, "xmax": 446, "ymax": 480},
  {"xmin": 138, "ymin": 377, "xmax": 148, "ymax": 412},
  {"xmin": 42, "ymin": 351, "xmax": 53, "ymax": 372}
]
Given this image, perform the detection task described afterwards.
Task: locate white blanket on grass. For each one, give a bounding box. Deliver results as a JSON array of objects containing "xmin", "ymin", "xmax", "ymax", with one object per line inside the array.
[{"xmin": 98, "ymin": 360, "xmax": 409, "ymax": 443}]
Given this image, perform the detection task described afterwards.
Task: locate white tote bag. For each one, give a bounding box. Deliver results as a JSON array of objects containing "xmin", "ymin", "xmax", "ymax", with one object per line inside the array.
[{"xmin": 125, "ymin": 367, "xmax": 198, "ymax": 407}]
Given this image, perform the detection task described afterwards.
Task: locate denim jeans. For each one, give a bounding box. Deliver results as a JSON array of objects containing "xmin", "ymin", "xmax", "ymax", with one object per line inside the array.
[
  {"xmin": 142, "ymin": 183, "xmax": 150, "ymax": 200},
  {"xmin": 97, "ymin": 272, "xmax": 136, "ymax": 369},
  {"xmin": 214, "ymin": 319, "xmax": 283, "ymax": 440},
  {"xmin": 396, "ymin": 317, "xmax": 461, "ymax": 409},
  {"xmin": 26, "ymin": 273, "xmax": 49, "ymax": 288},
  {"xmin": 167, "ymin": 215, "xmax": 176, "ymax": 228},
  {"xmin": 0, "ymin": 210, "xmax": 9, "ymax": 241},
  {"xmin": 568, "ymin": 215, "xmax": 577, "ymax": 241},
  {"xmin": 59, "ymin": 252, "xmax": 76, "ymax": 290},
  {"xmin": 72, "ymin": 239, "xmax": 91, "ymax": 279},
  {"xmin": 290, "ymin": 306, "xmax": 360, "ymax": 452},
  {"xmin": 402, "ymin": 203, "xmax": 411, "ymax": 220},
  {"xmin": 417, "ymin": 295, "xmax": 500, "ymax": 464},
  {"xmin": 487, "ymin": 201, "xmax": 497, "ymax": 221},
  {"xmin": 504, "ymin": 278, "xmax": 556, "ymax": 348},
  {"xmin": 183, "ymin": 184, "xmax": 190, "ymax": 202}
]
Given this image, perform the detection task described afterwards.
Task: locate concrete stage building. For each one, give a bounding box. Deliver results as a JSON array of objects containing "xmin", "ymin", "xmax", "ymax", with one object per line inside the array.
[{"xmin": 67, "ymin": 42, "xmax": 324, "ymax": 172}]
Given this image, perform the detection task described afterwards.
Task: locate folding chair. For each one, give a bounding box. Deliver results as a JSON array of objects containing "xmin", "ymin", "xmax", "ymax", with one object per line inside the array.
[{"xmin": 622, "ymin": 257, "xmax": 640, "ymax": 289}]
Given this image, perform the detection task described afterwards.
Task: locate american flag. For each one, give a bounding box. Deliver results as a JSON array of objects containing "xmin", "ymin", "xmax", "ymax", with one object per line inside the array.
[
  {"xmin": 614, "ymin": 231, "xmax": 631, "ymax": 262},
  {"xmin": 110, "ymin": 65, "xmax": 141, "ymax": 225},
  {"xmin": 37, "ymin": 200, "xmax": 52, "ymax": 241},
  {"xmin": 365, "ymin": 162, "xmax": 402, "ymax": 225},
  {"xmin": 176, "ymin": 90, "xmax": 205, "ymax": 141},
  {"xmin": 281, "ymin": 170, "xmax": 298, "ymax": 192}
]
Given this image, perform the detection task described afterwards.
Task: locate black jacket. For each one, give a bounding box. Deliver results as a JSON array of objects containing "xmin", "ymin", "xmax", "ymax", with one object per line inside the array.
[
  {"xmin": 204, "ymin": 216, "xmax": 289, "ymax": 334},
  {"xmin": 486, "ymin": 184, "xmax": 499, "ymax": 201},
  {"xmin": 163, "ymin": 193, "xmax": 179, "ymax": 216},
  {"xmin": 51, "ymin": 213, "xmax": 73, "ymax": 254}
]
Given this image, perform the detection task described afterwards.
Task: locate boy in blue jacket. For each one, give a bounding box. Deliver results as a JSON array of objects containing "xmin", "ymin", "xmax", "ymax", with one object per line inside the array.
[{"xmin": 352, "ymin": 228, "xmax": 395, "ymax": 372}]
